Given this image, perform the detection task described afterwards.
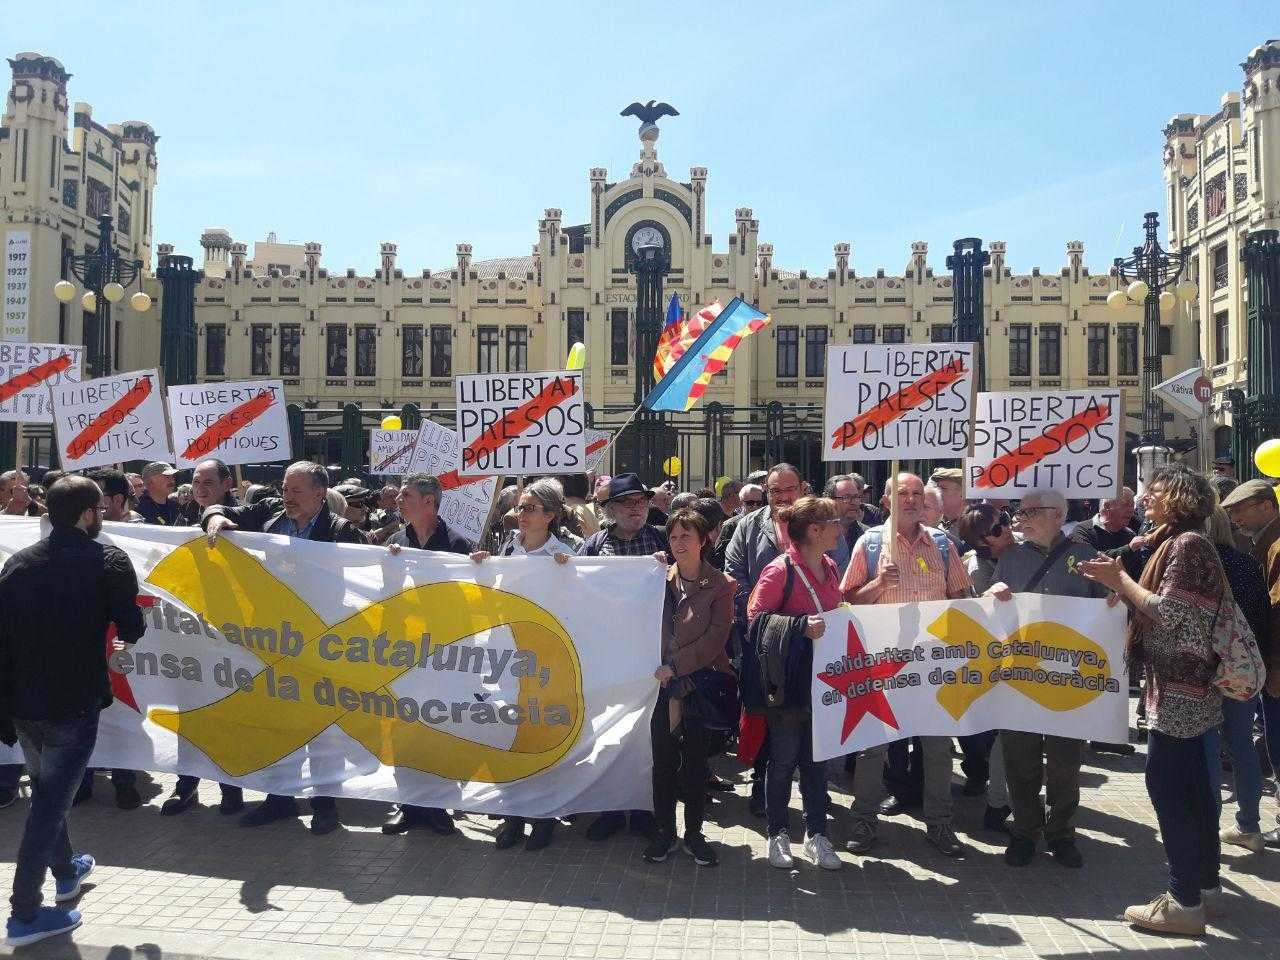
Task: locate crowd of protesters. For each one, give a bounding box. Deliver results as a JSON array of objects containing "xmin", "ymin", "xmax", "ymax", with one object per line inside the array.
[{"xmin": 1, "ymin": 450, "xmax": 1279, "ymax": 944}]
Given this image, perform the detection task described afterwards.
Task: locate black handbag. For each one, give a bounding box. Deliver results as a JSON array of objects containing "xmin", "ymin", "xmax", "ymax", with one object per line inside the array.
[{"xmin": 680, "ymin": 668, "xmax": 739, "ymax": 732}]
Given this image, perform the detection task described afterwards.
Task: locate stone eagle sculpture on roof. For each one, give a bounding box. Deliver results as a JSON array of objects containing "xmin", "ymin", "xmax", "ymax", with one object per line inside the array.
[{"xmin": 620, "ymin": 101, "xmax": 679, "ymax": 124}]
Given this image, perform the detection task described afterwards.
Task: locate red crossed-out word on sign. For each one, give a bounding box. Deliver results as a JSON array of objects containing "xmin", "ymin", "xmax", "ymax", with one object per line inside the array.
[
  {"xmin": 66, "ymin": 376, "xmax": 153, "ymax": 460},
  {"xmin": 830, "ymin": 360, "xmax": 967, "ymax": 450},
  {"xmin": 0, "ymin": 353, "xmax": 73, "ymax": 405},
  {"xmin": 971, "ymin": 403, "xmax": 1112, "ymax": 489},
  {"xmin": 181, "ymin": 390, "xmax": 277, "ymax": 461}
]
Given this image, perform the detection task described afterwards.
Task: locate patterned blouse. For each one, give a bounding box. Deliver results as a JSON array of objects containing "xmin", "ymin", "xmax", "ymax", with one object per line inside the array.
[{"xmin": 1138, "ymin": 531, "xmax": 1224, "ymax": 739}]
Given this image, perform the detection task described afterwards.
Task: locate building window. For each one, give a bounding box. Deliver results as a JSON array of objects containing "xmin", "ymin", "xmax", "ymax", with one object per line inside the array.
[
  {"xmin": 804, "ymin": 327, "xmax": 828, "ymax": 377},
  {"xmin": 610, "ymin": 309, "xmax": 628, "ymax": 365},
  {"xmin": 1158, "ymin": 325, "xmax": 1172, "ymax": 357},
  {"xmin": 205, "ymin": 324, "xmax": 226, "ymax": 376},
  {"xmin": 1009, "ymin": 325, "xmax": 1031, "ymax": 377},
  {"xmin": 1205, "ymin": 173, "xmax": 1227, "ymax": 220},
  {"xmin": 1212, "ymin": 244, "xmax": 1228, "ymax": 290},
  {"xmin": 477, "ymin": 326, "xmax": 500, "ymax": 373},
  {"xmin": 1213, "ymin": 311, "xmax": 1230, "ymax": 365},
  {"xmin": 1214, "ymin": 425, "xmax": 1232, "ymax": 459},
  {"xmin": 117, "ymin": 205, "xmax": 131, "ymax": 236},
  {"xmin": 1039, "ymin": 324, "xmax": 1061, "ymax": 376},
  {"xmin": 432, "ymin": 326, "xmax": 454, "ymax": 378},
  {"xmin": 401, "ymin": 325, "xmax": 423, "ymax": 378},
  {"xmin": 355, "ymin": 325, "xmax": 377, "ymax": 377},
  {"xmin": 776, "ymin": 326, "xmax": 799, "ymax": 378},
  {"xmin": 883, "ymin": 325, "xmax": 906, "ymax": 344},
  {"xmin": 1118, "ymin": 324, "xmax": 1139, "ymax": 375},
  {"xmin": 250, "ymin": 325, "xmax": 272, "ymax": 376},
  {"xmin": 326, "ymin": 325, "xmax": 348, "ymax": 377},
  {"xmin": 566, "ymin": 308, "xmax": 585, "ymax": 355},
  {"xmin": 86, "ymin": 178, "xmax": 110, "ymax": 219},
  {"xmin": 931, "ymin": 324, "xmax": 954, "ymax": 343},
  {"xmin": 1087, "ymin": 324, "xmax": 1109, "ymax": 376},
  {"xmin": 506, "ymin": 326, "xmax": 529, "ymax": 372},
  {"xmin": 852, "ymin": 325, "xmax": 875, "ymax": 343},
  {"xmin": 280, "ymin": 324, "xmax": 300, "ymax": 376}
]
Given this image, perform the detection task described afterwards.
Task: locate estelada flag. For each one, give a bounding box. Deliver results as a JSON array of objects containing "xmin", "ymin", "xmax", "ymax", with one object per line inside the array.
[{"xmin": 644, "ymin": 297, "xmax": 770, "ymax": 413}]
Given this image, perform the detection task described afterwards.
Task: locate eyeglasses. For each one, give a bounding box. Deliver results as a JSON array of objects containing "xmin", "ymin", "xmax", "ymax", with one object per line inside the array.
[
  {"xmin": 614, "ymin": 495, "xmax": 648, "ymax": 508},
  {"xmin": 742, "ymin": 499, "xmax": 764, "ymax": 509},
  {"xmin": 831, "ymin": 495, "xmax": 858, "ymax": 503},
  {"xmin": 768, "ymin": 483, "xmax": 800, "ymax": 496},
  {"xmin": 514, "ymin": 504, "xmax": 544, "ymax": 515},
  {"xmin": 1013, "ymin": 506, "xmax": 1055, "ymax": 519}
]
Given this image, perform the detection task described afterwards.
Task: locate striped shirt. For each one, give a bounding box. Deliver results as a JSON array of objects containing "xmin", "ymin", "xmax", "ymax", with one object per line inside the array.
[{"xmin": 840, "ymin": 524, "xmax": 972, "ymax": 603}]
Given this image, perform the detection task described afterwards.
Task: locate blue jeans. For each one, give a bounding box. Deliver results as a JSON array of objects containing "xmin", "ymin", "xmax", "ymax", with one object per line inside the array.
[
  {"xmin": 9, "ymin": 709, "xmax": 100, "ymax": 922},
  {"xmin": 1214, "ymin": 697, "xmax": 1262, "ymax": 833},
  {"xmin": 1262, "ymin": 693, "xmax": 1280, "ymax": 774},
  {"xmin": 765, "ymin": 716, "xmax": 828, "ymax": 837},
  {"xmin": 1148, "ymin": 729, "xmax": 1219, "ymax": 908}
]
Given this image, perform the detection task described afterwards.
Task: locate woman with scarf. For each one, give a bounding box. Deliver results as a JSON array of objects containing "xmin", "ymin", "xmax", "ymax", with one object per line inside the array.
[{"xmin": 1080, "ymin": 465, "xmax": 1224, "ymax": 936}]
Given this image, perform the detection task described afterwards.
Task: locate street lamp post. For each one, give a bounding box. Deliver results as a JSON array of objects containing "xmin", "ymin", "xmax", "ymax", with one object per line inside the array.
[
  {"xmin": 1110, "ymin": 212, "xmax": 1195, "ymax": 492},
  {"xmin": 626, "ymin": 240, "xmax": 671, "ymax": 482},
  {"xmin": 52, "ymin": 213, "xmax": 151, "ymax": 378}
]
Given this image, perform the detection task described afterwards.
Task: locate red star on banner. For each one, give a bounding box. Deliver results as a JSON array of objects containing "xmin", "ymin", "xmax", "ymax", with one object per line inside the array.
[
  {"xmin": 106, "ymin": 595, "xmax": 157, "ymax": 713},
  {"xmin": 816, "ymin": 621, "xmax": 908, "ymax": 743}
]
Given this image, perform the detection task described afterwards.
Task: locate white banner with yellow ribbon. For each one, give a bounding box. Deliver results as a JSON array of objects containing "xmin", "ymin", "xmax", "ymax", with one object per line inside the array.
[
  {"xmin": 811, "ymin": 595, "xmax": 1128, "ymax": 761},
  {"xmin": 0, "ymin": 519, "xmax": 664, "ymax": 817}
]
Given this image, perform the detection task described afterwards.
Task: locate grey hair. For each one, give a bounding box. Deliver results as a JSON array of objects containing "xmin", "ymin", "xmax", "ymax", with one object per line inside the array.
[
  {"xmin": 403, "ymin": 473, "xmax": 443, "ymax": 506},
  {"xmin": 0, "ymin": 469, "xmax": 25, "ymax": 486},
  {"xmin": 922, "ymin": 482, "xmax": 942, "ymax": 503},
  {"xmin": 670, "ymin": 491, "xmax": 698, "ymax": 511},
  {"xmin": 523, "ymin": 477, "xmax": 565, "ymax": 516},
  {"xmin": 1022, "ymin": 488, "xmax": 1067, "ymax": 517},
  {"xmin": 823, "ymin": 474, "xmax": 858, "ymax": 498},
  {"xmin": 285, "ymin": 460, "xmax": 329, "ymax": 490}
]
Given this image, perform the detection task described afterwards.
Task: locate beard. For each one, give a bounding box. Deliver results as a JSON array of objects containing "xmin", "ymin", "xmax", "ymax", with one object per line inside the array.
[{"xmin": 86, "ymin": 515, "xmax": 103, "ymax": 539}]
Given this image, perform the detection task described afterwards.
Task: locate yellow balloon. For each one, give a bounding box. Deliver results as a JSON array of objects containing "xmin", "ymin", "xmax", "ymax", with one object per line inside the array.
[
  {"xmin": 381, "ymin": 415, "xmax": 402, "ymax": 431},
  {"xmin": 566, "ymin": 342, "xmax": 586, "ymax": 370},
  {"xmin": 1255, "ymin": 438, "xmax": 1280, "ymax": 479},
  {"xmin": 663, "ymin": 456, "xmax": 682, "ymax": 478}
]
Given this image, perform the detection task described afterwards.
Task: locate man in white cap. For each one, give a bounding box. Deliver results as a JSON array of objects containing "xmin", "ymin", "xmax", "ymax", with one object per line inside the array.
[{"xmin": 134, "ymin": 463, "xmax": 181, "ymax": 526}]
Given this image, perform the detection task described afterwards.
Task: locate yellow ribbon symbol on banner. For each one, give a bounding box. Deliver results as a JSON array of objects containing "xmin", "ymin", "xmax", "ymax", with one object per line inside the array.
[
  {"xmin": 144, "ymin": 539, "xmax": 584, "ymax": 781},
  {"xmin": 927, "ymin": 608, "xmax": 1113, "ymax": 721}
]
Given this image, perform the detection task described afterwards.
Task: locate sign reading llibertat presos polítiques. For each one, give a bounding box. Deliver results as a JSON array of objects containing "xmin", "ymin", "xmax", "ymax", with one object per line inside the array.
[
  {"xmin": 822, "ymin": 343, "xmax": 975, "ymax": 461},
  {"xmin": 455, "ymin": 371, "xmax": 586, "ymax": 477},
  {"xmin": 167, "ymin": 379, "xmax": 291, "ymax": 468},
  {"xmin": 965, "ymin": 389, "xmax": 1123, "ymax": 499}
]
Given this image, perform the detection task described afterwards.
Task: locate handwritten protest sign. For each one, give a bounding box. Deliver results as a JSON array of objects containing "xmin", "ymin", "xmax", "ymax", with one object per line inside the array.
[
  {"xmin": 369, "ymin": 429, "xmax": 418, "ymax": 475},
  {"xmin": 456, "ymin": 371, "xmax": 586, "ymax": 477},
  {"xmin": 0, "ymin": 342, "xmax": 84, "ymax": 423},
  {"xmin": 583, "ymin": 428, "xmax": 611, "ymax": 473},
  {"xmin": 822, "ymin": 344, "xmax": 974, "ymax": 461},
  {"xmin": 404, "ymin": 419, "xmax": 498, "ymax": 545},
  {"xmin": 811, "ymin": 595, "xmax": 1127, "ymax": 759},
  {"xmin": 966, "ymin": 389, "xmax": 1122, "ymax": 499},
  {"xmin": 166, "ymin": 379, "xmax": 291, "ymax": 468},
  {"xmin": 51, "ymin": 368, "xmax": 172, "ymax": 471}
]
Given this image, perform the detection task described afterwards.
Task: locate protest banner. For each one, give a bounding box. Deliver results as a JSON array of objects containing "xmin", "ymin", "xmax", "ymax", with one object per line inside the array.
[
  {"xmin": 966, "ymin": 388, "xmax": 1123, "ymax": 499},
  {"xmin": 0, "ymin": 519, "xmax": 664, "ymax": 817},
  {"xmin": 404, "ymin": 418, "xmax": 498, "ymax": 545},
  {"xmin": 166, "ymin": 379, "xmax": 291, "ymax": 468},
  {"xmin": 369, "ymin": 428, "xmax": 419, "ymax": 475},
  {"xmin": 810, "ymin": 595, "xmax": 1128, "ymax": 761},
  {"xmin": 456, "ymin": 371, "xmax": 586, "ymax": 477},
  {"xmin": 0, "ymin": 342, "xmax": 84, "ymax": 423},
  {"xmin": 4, "ymin": 229, "xmax": 31, "ymax": 341},
  {"xmin": 51, "ymin": 368, "xmax": 172, "ymax": 471},
  {"xmin": 822, "ymin": 343, "xmax": 975, "ymax": 461},
  {"xmin": 583, "ymin": 428, "xmax": 611, "ymax": 473}
]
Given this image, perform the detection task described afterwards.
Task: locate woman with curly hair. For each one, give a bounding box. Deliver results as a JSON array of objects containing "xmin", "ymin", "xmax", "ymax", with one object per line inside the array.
[{"xmin": 1081, "ymin": 465, "xmax": 1225, "ymax": 935}]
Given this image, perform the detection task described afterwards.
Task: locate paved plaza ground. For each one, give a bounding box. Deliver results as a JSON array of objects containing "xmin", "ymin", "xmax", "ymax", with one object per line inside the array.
[{"xmin": 1, "ymin": 730, "xmax": 1278, "ymax": 960}]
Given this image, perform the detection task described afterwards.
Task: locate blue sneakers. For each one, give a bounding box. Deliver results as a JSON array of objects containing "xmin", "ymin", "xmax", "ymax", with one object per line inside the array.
[
  {"xmin": 6, "ymin": 906, "xmax": 83, "ymax": 947},
  {"xmin": 55, "ymin": 854, "xmax": 95, "ymax": 902}
]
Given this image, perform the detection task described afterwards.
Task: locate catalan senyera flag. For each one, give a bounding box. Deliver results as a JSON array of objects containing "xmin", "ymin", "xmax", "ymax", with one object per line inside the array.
[{"xmin": 644, "ymin": 297, "xmax": 771, "ymax": 413}]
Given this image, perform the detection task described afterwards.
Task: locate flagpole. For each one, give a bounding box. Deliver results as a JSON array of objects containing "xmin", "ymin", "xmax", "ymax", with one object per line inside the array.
[{"xmin": 594, "ymin": 403, "xmax": 644, "ymax": 462}]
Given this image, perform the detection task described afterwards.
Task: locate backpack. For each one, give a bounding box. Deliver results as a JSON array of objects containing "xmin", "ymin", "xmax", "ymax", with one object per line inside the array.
[
  {"xmin": 1211, "ymin": 578, "xmax": 1266, "ymax": 701},
  {"xmin": 859, "ymin": 524, "xmax": 952, "ymax": 580}
]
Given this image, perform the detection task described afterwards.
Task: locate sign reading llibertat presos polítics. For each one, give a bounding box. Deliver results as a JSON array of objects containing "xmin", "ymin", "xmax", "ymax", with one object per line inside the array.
[
  {"xmin": 455, "ymin": 371, "xmax": 586, "ymax": 477},
  {"xmin": 965, "ymin": 388, "xmax": 1123, "ymax": 499},
  {"xmin": 822, "ymin": 343, "xmax": 975, "ymax": 461},
  {"xmin": 51, "ymin": 369, "xmax": 173, "ymax": 471}
]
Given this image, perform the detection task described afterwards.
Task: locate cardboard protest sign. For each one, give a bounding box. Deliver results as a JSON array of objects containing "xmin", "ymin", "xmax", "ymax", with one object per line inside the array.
[
  {"xmin": 0, "ymin": 342, "xmax": 84, "ymax": 423},
  {"xmin": 456, "ymin": 371, "xmax": 586, "ymax": 477},
  {"xmin": 51, "ymin": 369, "xmax": 172, "ymax": 471},
  {"xmin": 966, "ymin": 389, "xmax": 1122, "ymax": 499},
  {"xmin": 403, "ymin": 419, "xmax": 498, "ymax": 546},
  {"xmin": 583, "ymin": 428, "xmax": 611, "ymax": 473},
  {"xmin": 369, "ymin": 429, "xmax": 419, "ymax": 475},
  {"xmin": 811, "ymin": 595, "xmax": 1128, "ymax": 760},
  {"xmin": 166, "ymin": 379, "xmax": 291, "ymax": 468},
  {"xmin": 822, "ymin": 344, "xmax": 975, "ymax": 461}
]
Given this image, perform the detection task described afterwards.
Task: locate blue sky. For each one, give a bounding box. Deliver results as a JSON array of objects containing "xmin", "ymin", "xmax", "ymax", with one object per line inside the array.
[{"xmin": 15, "ymin": 2, "xmax": 1273, "ymax": 276}]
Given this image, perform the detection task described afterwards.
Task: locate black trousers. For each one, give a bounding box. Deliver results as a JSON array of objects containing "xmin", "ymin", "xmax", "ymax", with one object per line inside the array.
[{"xmin": 651, "ymin": 693, "xmax": 708, "ymax": 840}]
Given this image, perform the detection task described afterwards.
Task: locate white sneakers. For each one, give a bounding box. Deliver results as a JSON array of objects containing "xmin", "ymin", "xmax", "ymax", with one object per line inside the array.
[
  {"xmin": 1220, "ymin": 825, "xmax": 1264, "ymax": 853},
  {"xmin": 804, "ymin": 833, "xmax": 843, "ymax": 870},
  {"xmin": 768, "ymin": 833, "xmax": 793, "ymax": 868}
]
